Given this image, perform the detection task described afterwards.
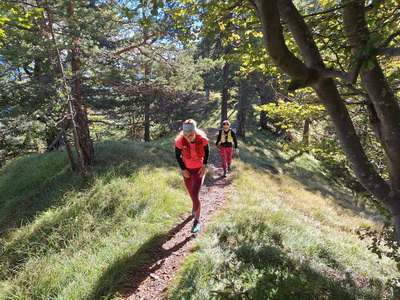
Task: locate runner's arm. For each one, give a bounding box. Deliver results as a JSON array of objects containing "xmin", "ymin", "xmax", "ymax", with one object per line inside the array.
[
  {"xmin": 215, "ymin": 130, "xmax": 221, "ymax": 146},
  {"xmin": 175, "ymin": 147, "xmax": 187, "ymax": 170},
  {"xmin": 231, "ymin": 130, "xmax": 238, "ymax": 149},
  {"xmin": 203, "ymin": 144, "xmax": 210, "ymax": 165}
]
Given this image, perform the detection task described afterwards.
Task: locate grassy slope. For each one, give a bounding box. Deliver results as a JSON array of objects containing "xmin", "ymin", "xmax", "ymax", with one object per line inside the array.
[
  {"xmin": 0, "ymin": 138, "xmax": 190, "ymax": 299},
  {"xmin": 0, "ymin": 129, "xmax": 397, "ymax": 299},
  {"xmin": 168, "ymin": 129, "xmax": 398, "ymax": 300}
]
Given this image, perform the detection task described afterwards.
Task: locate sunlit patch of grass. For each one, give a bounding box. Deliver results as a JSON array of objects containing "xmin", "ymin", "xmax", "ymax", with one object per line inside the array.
[
  {"xmin": 169, "ymin": 156, "xmax": 396, "ymax": 299},
  {"xmin": 0, "ymin": 140, "xmax": 190, "ymax": 299},
  {"xmin": 1, "ymin": 129, "xmax": 397, "ymax": 299}
]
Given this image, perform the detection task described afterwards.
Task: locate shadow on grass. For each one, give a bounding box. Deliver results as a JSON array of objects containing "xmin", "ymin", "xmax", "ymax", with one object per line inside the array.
[
  {"xmin": 238, "ymin": 130, "xmax": 377, "ymax": 218},
  {"xmin": 0, "ymin": 198, "xmax": 150, "ymax": 281},
  {"xmin": 171, "ymin": 221, "xmax": 387, "ymax": 300},
  {"xmin": 219, "ymin": 244, "xmax": 380, "ymax": 300},
  {"xmin": 89, "ymin": 215, "xmax": 195, "ymax": 300},
  {"xmin": 0, "ymin": 139, "xmax": 177, "ymax": 234}
]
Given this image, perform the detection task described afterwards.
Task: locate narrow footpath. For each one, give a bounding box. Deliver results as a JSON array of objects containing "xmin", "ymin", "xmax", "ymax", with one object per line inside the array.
[{"xmin": 118, "ymin": 139, "xmax": 232, "ymax": 299}]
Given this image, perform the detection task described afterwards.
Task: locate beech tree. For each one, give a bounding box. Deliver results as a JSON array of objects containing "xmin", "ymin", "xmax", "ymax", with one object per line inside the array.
[
  {"xmin": 171, "ymin": 0, "xmax": 400, "ymax": 239},
  {"xmin": 249, "ymin": 0, "xmax": 400, "ymax": 240}
]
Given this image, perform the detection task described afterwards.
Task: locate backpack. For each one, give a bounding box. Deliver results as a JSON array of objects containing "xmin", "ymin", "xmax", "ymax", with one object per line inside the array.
[
  {"xmin": 181, "ymin": 135, "xmax": 205, "ymax": 159},
  {"xmin": 221, "ymin": 129, "xmax": 233, "ymax": 143}
]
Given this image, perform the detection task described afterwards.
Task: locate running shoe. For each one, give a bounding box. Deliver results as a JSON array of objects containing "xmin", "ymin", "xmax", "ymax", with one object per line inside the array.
[{"xmin": 191, "ymin": 219, "xmax": 201, "ymax": 233}]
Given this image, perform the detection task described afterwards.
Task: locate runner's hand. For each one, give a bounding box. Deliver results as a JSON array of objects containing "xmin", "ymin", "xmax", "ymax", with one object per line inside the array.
[
  {"xmin": 198, "ymin": 165, "xmax": 207, "ymax": 176},
  {"xmin": 182, "ymin": 169, "xmax": 190, "ymax": 178}
]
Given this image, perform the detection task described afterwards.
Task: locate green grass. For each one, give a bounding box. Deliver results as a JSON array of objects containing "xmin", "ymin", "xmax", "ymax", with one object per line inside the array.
[
  {"xmin": 167, "ymin": 131, "xmax": 398, "ymax": 300},
  {"xmin": 0, "ymin": 129, "xmax": 398, "ymax": 299},
  {"xmin": 0, "ymin": 139, "xmax": 190, "ymax": 299}
]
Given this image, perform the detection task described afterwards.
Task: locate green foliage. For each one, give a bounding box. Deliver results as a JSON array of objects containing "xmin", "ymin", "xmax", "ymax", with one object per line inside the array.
[
  {"xmin": 0, "ymin": 4, "xmax": 43, "ymax": 39},
  {"xmin": 0, "ymin": 0, "xmax": 225, "ymax": 161},
  {"xmin": 0, "ymin": 115, "xmax": 48, "ymax": 166},
  {"xmin": 0, "ymin": 15, "xmax": 10, "ymax": 39},
  {"xmin": 167, "ymin": 0, "xmax": 274, "ymax": 78},
  {"xmin": 254, "ymin": 85, "xmax": 388, "ymax": 198},
  {"xmin": 256, "ymin": 97, "xmax": 326, "ymax": 131}
]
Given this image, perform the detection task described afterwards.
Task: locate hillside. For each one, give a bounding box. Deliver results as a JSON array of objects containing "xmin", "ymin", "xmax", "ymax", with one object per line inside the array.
[{"xmin": 0, "ymin": 129, "xmax": 398, "ymax": 299}]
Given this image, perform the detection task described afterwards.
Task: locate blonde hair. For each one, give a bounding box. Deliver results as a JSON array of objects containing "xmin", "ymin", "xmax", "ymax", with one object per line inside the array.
[{"xmin": 175, "ymin": 119, "xmax": 207, "ymax": 141}]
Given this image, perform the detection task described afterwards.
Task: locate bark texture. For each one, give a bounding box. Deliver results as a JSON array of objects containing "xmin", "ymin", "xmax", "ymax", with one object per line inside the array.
[
  {"xmin": 253, "ymin": 0, "xmax": 400, "ymax": 240},
  {"xmin": 68, "ymin": 1, "xmax": 95, "ymax": 174}
]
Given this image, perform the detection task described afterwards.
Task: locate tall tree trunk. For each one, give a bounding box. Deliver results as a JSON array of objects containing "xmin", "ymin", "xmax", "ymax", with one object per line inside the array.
[
  {"xmin": 302, "ymin": 119, "xmax": 310, "ymax": 149},
  {"xmin": 70, "ymin": 43, "xmax": 95, "ymax": 172},
  {"xmin": 236, "ymin": 79, "xmax": 248, "ymax": 137},
  {"xmin": 144, "ymin": 98, "xmax": 150, "ymax": 142},
  {"xmin": 341, "ymin": 0, "xmax": 400, "ymax": 240},
  {"xmin": 258, "ymin": 82, "xmax": 275, "ymax": 131},
  {"xmin": 221, "ymin": 60, "xmax": 230, "ymax": 123},
  {"xmin": 203, "ymin": 88, "xmax": 210, "ymax": 116},
  {"xmin": 44, "ymin": 0, "xmax": 95, "ymax": 175},
  {"xmin": 143, "ymin": 13, "xmax": 151, "ymax": 142},
  {"xmin": 259, "ymin": 93, "xmax": 269, "ymax": 130},
  {"xmin": 220, "ymin": 14, "xmax": 233, "ymax": 124},
  {"xmin": 257, "ymin": 77, "xmax": 288, "ymax": 137},
  {"xmin": 68, "ymin": 1, "xmax": 95, "ymax": 174},
  {"xmin": 236, "ymin": 101, "xmax": 245, "ymax": 137},
  {"xmin": 342, "ymin": 0, "xmax": 400, "ymax": 187},
  {"xmin": 253, "ymin": 0, "xmax": 400, "ymax": 241}
]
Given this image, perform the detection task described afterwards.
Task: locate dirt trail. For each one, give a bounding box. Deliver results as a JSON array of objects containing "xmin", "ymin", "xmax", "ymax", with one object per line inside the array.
[{"xmin": 118, "ymin": 140, "xmax": 232, "ymax": 299}]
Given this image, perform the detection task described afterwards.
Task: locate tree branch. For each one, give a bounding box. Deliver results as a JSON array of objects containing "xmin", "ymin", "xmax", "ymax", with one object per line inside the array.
[
  {"xmin": 135, "ymin": 46, "xmax": 178, "ymax": 73},
  {"xmin": 376, "ymin": 47, "xmax": 400, "ymax": 56},
  {"xmin": 315, "ymin": 60, "xmax": 361, "ymax": 84},
  {"xmin": 87, "ymin": 119, "xmax": 156, "ymax": 127},
  {"xmin": 302, "ymin": 4, "xmax": 345, "ymax": 18},
  {"xmin": 379, "ymin": 30, "xmax": 400, "ymax": 48},
  {"xmin": 113, "ymin": 38, "xmax": 156, "ymax": 56},
  {"xmin": 83, "ymin": 77, "xmax": 173, "ymax": 95},
  {"xmin": 254, "ymin": 0, "xmax": 315, "ymax": 90},
  {"xmin": 374, "ymin": 30, "xmax": 400, "ymax": 57}
]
